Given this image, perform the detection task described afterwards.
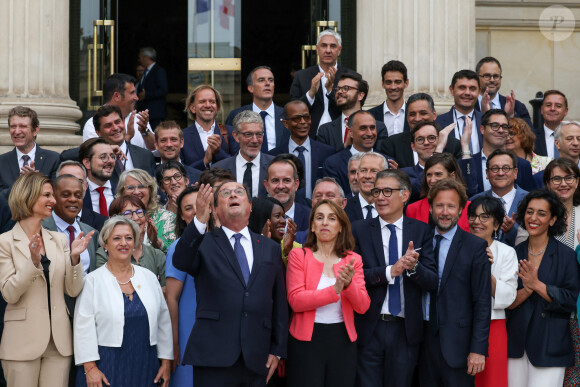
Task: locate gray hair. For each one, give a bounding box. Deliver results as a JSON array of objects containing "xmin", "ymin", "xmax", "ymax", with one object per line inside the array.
[
  {"xmin": 139, "ymin": 47, "xmax": 157, "ymax": 61},
  {"xmin": 232, "ymin": 110, "xmax": 263, "ymax": 132},
  {"xmin": 246, "ymin": 65, "xmax": 273, "ymax": 87},
  {"xmin": 375, "ymin": 169, "xmax": 412, "ymax": 195},
  {"xmin": 317, "ymin": 29, "xmax": 342, "ymax": 46},
  {"xmin": 313, "ymin": 177, "xmax": 345, "ymax": 199},
  {"xmin": 99, "ymin": 216, "xmax": 141, "ymax": 248},
  {"xmin": 348, "ymin": 152, "xmax": 365, "ymax": 167},
  {"xmin": 56, "ymin": 160, "xmax": 87, "ymax": 180},
  {"xmin": 556, "ymin": 121, "xmax": 580, "ymax": 140},
  {"xmin": 359, "ymin": 152, "xmax": 389, "ymax": 170}
]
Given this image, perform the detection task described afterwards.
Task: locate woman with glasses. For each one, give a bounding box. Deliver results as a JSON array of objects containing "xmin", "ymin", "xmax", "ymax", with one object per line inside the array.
[
  {"xmin": 505, "ymin": 117, "xmax": 552, "ymax": 174},
  {"xmin": 156, "ymin": 161, "xmax": 191, "ymax": 214},
  {"xmin": 467, "ymin": 196, "xmax": 518, "ymax": 387},
  {"xmin": 96, "ymin": 195, "xmax": 166, "ymax": 289},
  {"xmin": 117, "ymin": 169, "xmax": 177, "ymax": 252},
  {"xmin": 406, "ymin": 152, "xmax": 472, "ymax": 231}
]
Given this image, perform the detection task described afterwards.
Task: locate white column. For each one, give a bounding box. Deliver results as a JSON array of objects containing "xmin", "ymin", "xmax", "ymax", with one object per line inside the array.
[
  {"xmin": 0, "ymin": 0, "xmax": 82, "ymax": 152},
  {"xmin": 357, "ymin": 0, "xmax": 476, "ymax": 111}
]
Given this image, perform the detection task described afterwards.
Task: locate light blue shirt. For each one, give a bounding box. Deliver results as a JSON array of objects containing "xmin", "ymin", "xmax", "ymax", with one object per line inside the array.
[
  {"xmin": 481, "ymin": 152, "xmax": 491, "ymax": 191},
  {"xmin": 289, "ymin": 137, "xmax": 312, "ymax": 198},
  {"xmin": 52, "ymin": 212, "xmax": 91, "ymax": 275}
]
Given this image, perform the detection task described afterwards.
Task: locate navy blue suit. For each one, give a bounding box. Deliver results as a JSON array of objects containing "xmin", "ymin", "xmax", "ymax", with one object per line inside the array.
[
  {"xmin": 316, "ymin": 117, "xmax": 389, "ymax": 152},
  {"xmin": 352, "ymin": 217, "xmax": 438, "ymax": 386},
  {"xmin": 173, "ymin": 224, "xmax": 288, "ymax": 378},
  {"xmin": 225, "ymin": 104, "xmax": 290, "ymax": 153},
  {"xmin": 367, "ymin": 102, "xmax": 411, "ymax": 133},
  {"xmin": 507, "ymin": 238, "xmax": 580, "ymax": 367},
  {"xmin": 533, "ymin": 170, "xmax": 545, "ymax": 188},
  {"xmin": 533, "ymin": 126, "xmax": 552, "ymax": 157},
  {"xmin": 181, "ymin": 122, "xmax": 239, "ymax": 170},
  {"xmin": 212, "ymin": 152, "xmax": 274, "ymax": 197},
  {"xmin": 466, "ymin": 152, "xmax": 535, "ymax": 194},
  {"xmin": 136, "ymin": 63, "xmax": 168, "ymax": 123},
  {"xmin": 475, "ymin": 94, "xmax": 533, "ymax": 130},
  {"xmin": 401, "ymin": 164, "xmax": 424, "ymax": 204},
  {"xmin": 435, "ymin": 107, "xmax": 484, "ymax": 152},
  {"xmin": 292, "ymin": 202, "xmax": 311, "ymax": 232},
  {"xmin": 344, "ymin": 194, "xmax": 365, "ymax": 223}
]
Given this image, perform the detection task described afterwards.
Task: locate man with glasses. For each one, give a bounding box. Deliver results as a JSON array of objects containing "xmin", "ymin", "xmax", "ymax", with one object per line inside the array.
[
  {"xmin": 268, "ymin": 100, "xmax": 335, "ymax": 198},
  {"xmin": 534, "ymin": 121, "xmax": 580, "ymax": 187},
  {"xmin": 213, "ymin": 110, "xmax": 274, "ymax": 197},
  {"xmin": 156, "ymin": 161, "xmax": 191, "ymax": 213},
  {"xmin": 79, "ymin": 138, "xmax": 117, "ymax": 217},
  {"xmin": 317, "ymin": 73, "xmax": 388, "ymax": 151},
  {"xmin": 475, "ymin": 57, "xmax": 532, "ymax": 128},
  {"xmin": 352, "ymin": 169, "xmax": 437, "ymax": 387},
  {"xmin": 470, "ymin": 149, "xmax": 528, "ymax": 246}
]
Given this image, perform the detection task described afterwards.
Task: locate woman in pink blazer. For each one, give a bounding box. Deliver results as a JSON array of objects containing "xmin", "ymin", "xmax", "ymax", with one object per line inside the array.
[{"xmin": 286, "ymin": 199, "xmax": 370, "ymax": 387}]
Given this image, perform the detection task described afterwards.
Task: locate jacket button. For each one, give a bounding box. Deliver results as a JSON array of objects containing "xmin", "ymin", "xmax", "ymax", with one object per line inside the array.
[
  {"xmin": 245, "ymin": 292, "xmax": 249, "ymax": 297},
  {"xmin": 541, "ymin": 312, "xmax": 546, "ymax": 318},
  {"xmin": 243, "ymin": 312, "xmax": 248, "ymax": 317}
]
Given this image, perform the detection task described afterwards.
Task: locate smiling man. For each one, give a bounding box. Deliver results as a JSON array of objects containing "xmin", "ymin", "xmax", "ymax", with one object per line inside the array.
[
  {"xmin": 534, "ymin": 90, "xmax": 569, "ymax": 158},
  {"xmin": 79, "ymin": 137, "xmax": 117, "ymax": 217},
  {"xmin": 154, "ymin": 121, "xmax": 201, "ymax": 185}
]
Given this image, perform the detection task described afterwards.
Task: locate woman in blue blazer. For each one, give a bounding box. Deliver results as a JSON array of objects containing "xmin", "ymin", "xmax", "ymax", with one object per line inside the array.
[{"xmin": 507, "ymin": 189, "xmax": 580, "ymax": 387}]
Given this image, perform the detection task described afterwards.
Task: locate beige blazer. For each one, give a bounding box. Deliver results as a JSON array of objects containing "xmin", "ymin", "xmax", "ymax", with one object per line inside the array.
[{"xmin": 0, "ymin": 222, "xmax": 84, "ymax": 361}]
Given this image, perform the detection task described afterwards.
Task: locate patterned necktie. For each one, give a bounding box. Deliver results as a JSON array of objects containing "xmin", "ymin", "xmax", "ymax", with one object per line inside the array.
[
  {"xmin": 21, "ymin": 155, "xmax": 30, "ymax": 167},
  {"xmin": 386, "ymin": 224, "xmax": 401, "ymax": 316},
  {"xmin": 96, "ymin": 187, "xmax": 109, "ymax": 216},
  {"xmin": 260, "ymin": 111, "xmax": 269, "ymax": 152},
  {"xmin": 233, "ymin": 233, "xmax": 250, "ymax": 284}
]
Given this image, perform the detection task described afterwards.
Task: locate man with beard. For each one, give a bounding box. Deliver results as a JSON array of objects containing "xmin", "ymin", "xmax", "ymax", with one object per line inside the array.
[
  {"xmin": 154, "ymin": 120, "xmax": 201, "ymax": 184},
  {"xmin": 420, "ymin": 178, "xmax": 491, "ymax": 386},
  {"xmin": 317, "ymin": 73, "xmax": 388, "ymax": 151},
  {"xmin": 79, "ymin": 137, "xmax": 117, "ymax": 217},
  {"xmin": 268, "ymin": 100, "xmax": 335, "ymax": 198},
  {"xmin": 533, "ymin": 90, "xmax": 569, "ymax": 157}
]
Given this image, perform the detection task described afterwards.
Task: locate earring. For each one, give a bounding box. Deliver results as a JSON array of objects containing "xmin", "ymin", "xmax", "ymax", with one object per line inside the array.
[{"xmin": 104, "ymin": 248, "xmax": 108, "ymax": 253}]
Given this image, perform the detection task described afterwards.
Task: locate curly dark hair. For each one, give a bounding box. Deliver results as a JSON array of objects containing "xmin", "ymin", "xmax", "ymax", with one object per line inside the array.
[
  {"xmin": 542, "ymin": 158, "xmax": 580, "ymax": 207},
  {"xmin": 515, "ymin": 189, "xmax": 567, "ymax": 237}
]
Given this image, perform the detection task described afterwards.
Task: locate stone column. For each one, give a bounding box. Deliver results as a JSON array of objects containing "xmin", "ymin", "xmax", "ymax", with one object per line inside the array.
[
  {"xmin": 357, "ymin": 0, "xmax": 476, "ymax": 112},
  {"xmin": 0, "ymin": 0, "xmax": 82, "ymax": 153}
]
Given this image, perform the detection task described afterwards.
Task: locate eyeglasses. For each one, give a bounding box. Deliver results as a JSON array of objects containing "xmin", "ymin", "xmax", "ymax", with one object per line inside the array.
[
  {"xmin": 549, "ymin": 175, "xmax": 578, "ymax": 185},
  {"xmin": 479, "ymin": 73, "xmax": 502, "ymax": 81},
  {"xmin": 334, "ymin": 85, "xmax": 359, "ymax": 93},
  {"xmin": 507, "ymin": 131, "xmax": 517, "ymax": 138},
  {"xmin": 219, "ymin": 187, "xmax": 247, "ymax": 198},
  {"xmin": 486, "ymin": 122, "xmax": 510, "ymax": 133},
  {"xmin": 125, "ymin": 184, "xmax": 147, "ymax": 191},
  {"xmin": 237, "ymin": 131, "xmax": 264, "ymax": 139},
  {"xmin": 122, "ymin": 209, "xmax": 145, "ymax": 218},
  {"xmin": 97, "ymin": 153, "xmax": 117, "ymax": 162},
  {"xmin": 487, "ymin": 165, "xmax": 514, "ymax": 173},
  {"xmin": 468, "ymin": 213, "xmax": 491, "ymax": 223},
  {"xmin": 285, "ymin": 114, "xmax": 312, "ymax": 124},
  {"xmin": 371, "ymin": 187, "xmax": 402, "ymax": 198},
  {"xmin": 415, "ymin": 135, "xmax": 438, "ymax": 145},
  {"xmin": 162, "ymin": 172, "xmax": 184, "ymax": 184}
]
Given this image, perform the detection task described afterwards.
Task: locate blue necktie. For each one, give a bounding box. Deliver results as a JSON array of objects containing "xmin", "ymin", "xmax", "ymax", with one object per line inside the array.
[
  {"xmin": 430, "ymin": 234, "xmax": 444, "ymax": 333},
  {"xmin": 386, "ymin": 224, "xmax": 401, "ymax": 316},
  {"xmin": 233, "ymin": 233, "xmax": 250, "ymax": 284},
  {"xmin": 295, "ymin": 146, "xmax": 306, "ymax": 172},
  {"xmin": 553, "ymin": 133, "xmax": 560, "ymax": 158},
  {"xmin": 260, "ymin": 111, "xmax": 269, "ymax": 152},
  {"xmin": 365, "ymin": 204, "xmax": 374, "ymax": 220}
]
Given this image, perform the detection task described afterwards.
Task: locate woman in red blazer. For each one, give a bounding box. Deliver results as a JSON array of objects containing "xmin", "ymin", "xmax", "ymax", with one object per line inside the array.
[
  {"xmin": 406, "ymin": 153, "xmax": 471, "ymax": 231},
  {"xmin": 286, "ymin": 199, "xmax": 370, "ymax": 387}
]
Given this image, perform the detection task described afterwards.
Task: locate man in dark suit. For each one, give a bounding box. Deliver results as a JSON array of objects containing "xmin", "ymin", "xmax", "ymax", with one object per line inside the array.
[
  {"xmin": 534, "ymin": 90, "xmax": 569, "ymax": 157},
  {"xmin": 352, "ymin": 169, "xmax": 437, "ymax": 386},
  {"xmin": 173, "ymin": 181, "xmax": 288, "ymax": 386},
  {"xmin": 0, "ymin": 106, "xmax": 60, "ymax": 199},
  {"xmin": 182, "ymin": 85, "xmax": 239, "ymax": 169},
  {"xmin": 475, "ymin": 57, "xmax": 533, "ymax": 129},
  {"xmin": 226, "ymin": 66, "xmax": 290, "ymax": 152},
  {"xmin": 154, "ymin": 120, "xmax": 201, "ymax": 184},
  {"xmin": 269, "ymin": 100, "xmax": 335, "ymax": 198},
  {"xmin": 380, "ymin": 93, "xmax": 463, "ymax": 168},
  {"xmin": 420, "ymin": 178, "xmax": 491, "ymax": 386},
  {"xmin": 322, "ymin": 110, "xmax": 394, "ymax": 196},
  {"xmin": 213, "ymin": 110, "xmax": 274, "ymax": 197},
  {"xmin": 317, "ymin": 73, "xmax": 388, "ymax": 152},
  {"xmin": 344, "ymin": 152, "xmax": 388, "ymax": 223},
  {"xmin": 367, "ymin": 60, "xmax": 411, "ymax": 135},
  {"xmin": 290, "ymin": 29, "xmax": 357, "ymax": 134},
  {"xmin": 79, "ymin": 138, "xmax": 117, "ymax": 219},
  {"xmin": 137, "ymin": 47, "xmax": 168, "ymax": 130},
  {"xmin": 435, "ymin": 70, "xmax": 484, "ymax": 154}
]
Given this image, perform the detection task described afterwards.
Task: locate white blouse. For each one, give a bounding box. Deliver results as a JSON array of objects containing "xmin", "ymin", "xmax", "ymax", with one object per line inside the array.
[
  {"xmin": 314, "ymin": 273, "xmax": 344, "ymax": 324},
  {"xmin": 73, "ymin": 265, "xmax": 173, "ymax": 365},
  {"xmin": 489, "ymin": 240, "xmax": 518, "ymax": 320}
]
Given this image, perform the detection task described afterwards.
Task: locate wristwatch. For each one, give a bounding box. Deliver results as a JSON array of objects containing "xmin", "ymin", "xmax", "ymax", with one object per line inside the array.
[{"xmin": 142, "ymin": 127, "xmax": 153, "ymax": 136}]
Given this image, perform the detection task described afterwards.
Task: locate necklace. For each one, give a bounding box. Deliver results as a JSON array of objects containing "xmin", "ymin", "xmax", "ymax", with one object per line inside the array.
[
  {"xmin": 528, "ymin": 244, "xmax": 547, "ymax": 257},
  {"xmin": 105, "ymin": 262, "xmax": 135, "ymax": 285}
]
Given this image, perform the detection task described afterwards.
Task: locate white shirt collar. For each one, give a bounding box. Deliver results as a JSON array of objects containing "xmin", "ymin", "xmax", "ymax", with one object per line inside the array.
[
  {"xmin": 52, "ymin": 212, "xmax": 80, "ymax": 233},
  {"xmin": 455, "ymin": 108, "xmax": 475, "ymax": 119},
  {"xmin": 492, "ymin": 186, "xmax": 516, "ymax": 201},
  {"xmin": 195, "ymin": 120, "xmax": 216, "ymax": 134},
  {"xmin": 87, "ymin": 178, "xmax": 112, "ymax": 191},
  {"xmin": 236, "ymin": 151, "xmax": 260, "ymax": 167},
  {"xmin": 146, "ymin": 62, "xmax": 155, "ymax": 71},
  {"xmin": 359, "ymin": 194, "xmax": 373, "ymax": 209},
  {"xmin": 383, "ymin": 101, "xmax": 406, "ymax": 116},
  {"xmin": 252, "ymin": 102, "xmax": 275, "ymax": 116},
  {"xmin": 221, "ymin": 225, "xmax": 251, "ymax": 241},
  {"xmin": 16, "ymin": 143, "xmax": 37, "ymax": 162},
  {"xmin": 378, "ymin": 215, "xmax": 404, "ymax": 229},
  {"xmin": 285, "ymin": 202, "xmax": 296, "ymax": 220},
  {"xmin": 318, "ymin": 63, "xmax": 338, "ymax": 74},
  {"xmin": 477, "ymin": 93, "xmax": 501, "ymax": 109},
  {"xmin": 289, "ymin": 137, "xmax": 310, "ymax": 152}
]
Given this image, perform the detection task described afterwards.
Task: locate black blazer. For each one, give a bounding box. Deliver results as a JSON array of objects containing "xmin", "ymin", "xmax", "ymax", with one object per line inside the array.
[
  {"xmin": 0, "ymin": 195, "xmax": 15, "ymax": 234},
  {"xmin": 316, "ymin": 117, "xmax": 390, "ymax": 152},
  {"xmin": 435, "ymin": 107, "xmax": 484, "ymax": 152},
  {"xmin": 344, "ymin": 194, "xmax": 364, "ymax": 223},
  {"xmin": 0, "ymin": 146, "xmax": 60, "ymax": 199},
  {"xmin": 507, "ymin": 238, "xmax": 580, "ymax": 367},
  {"xmin": 468, "ymin": 152, "xmax": 536, "ymax": 194},
  {"xmin": 379, "ymin": 131, "xmax": 463, "ymax": 169},
  {"xmin": 367, "ymin": 102, "xmax": 411, "ymax": 132},
  {"xmin": 173, "ymin": 225, "xmax": 288, "ymax": 374},
  {"xmin": 136, "ymin": 63, "xmax": 168, "ymax": 120},
  {"xmin": 352, "ymin": 217, "xmax": 438, "ymax": 346},
  {"xmin": 400, "ymin": 164, "xmax": 424, "ymax": 204},
  {"xmin": 290, "ymin": 65, "xmax": 357, "ymax": 136},
  {"xmin": 212, "ymin": 152, "xmax": 274, "ymax": 197},
  {"xmin": 293, "ymin": 202, "xmax": 311, "ymax": 232},
  {"xmin": 533, "ymin": 126, "xmax": 549, "ymax": 157},
  {"xmin": 181, "ymin": 122, "xmax": 239, "ymax": 170},
  {"xmin": 225, "ymin": 104, "xmax": 290, "ymax": 153}
]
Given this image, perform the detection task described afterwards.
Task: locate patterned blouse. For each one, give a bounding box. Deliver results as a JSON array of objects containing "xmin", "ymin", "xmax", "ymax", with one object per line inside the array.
[{"xmin": 149, "ymin": 208, "xmax": 177, "ymax": 253}]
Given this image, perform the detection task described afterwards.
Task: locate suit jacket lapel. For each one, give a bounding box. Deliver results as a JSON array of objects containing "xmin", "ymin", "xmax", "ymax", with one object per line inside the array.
[
  {"xmin": 474, "ymin": 154, "xmax": 484, "ymax": 193},
  {"xmin": 13, "ymin": 223, "xmax": 31, "ymax": 263},
  {"xmin": 274, "ymin": 105, "xmax": 285, "ymax": 147},
  {"xmin": 401, "ymin": 132, "xmax": 414, "ymax": 166},
  {"xmin": 331, "ymin": 119, "xmax": 342, "ymax": 149},
  {"xmin": 247, "ymin": 232, "xmax": 263, "ymax": 288},
  {"xmin": 370, "ymin": 218, "xmax": 386, "ymax": 267},
  {"xmin": 8, "ymin": 149, "xmax": 20, "ymax": 183},
  {"xmin": 214, "ymin": 228, "xmax": 247, "ymax": 286},
  {"xmin": 34, "ymin": 147, "xmax": 46, "ymax": 173},
  {"xmin": 79, "ymin": 222, "xmax": 97, "ymax": 271},
  {"xmin": 439, "ymin": 228, "xmax": 463, "ymax": 292},
  {"xmin": 42, "ymin": 229, "xmax": 57, "ymax": 283}
]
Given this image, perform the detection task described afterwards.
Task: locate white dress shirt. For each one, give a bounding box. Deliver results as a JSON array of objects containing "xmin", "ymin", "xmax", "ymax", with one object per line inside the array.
[
  {"xmin": 383, "ymin": 101, "xmax": 406, "ymax": 136},
  {"xmin": 489, "ymin": 240, "xmax": 518, "ymax": 319},
  {"xmin": 453, "ymin": 108, "xmax": 480, "ymax": 154},
  {"xmin": 285, "ymin": 202, "xmax": 296, "ymax": 223},
  {"xmin": 477, "ymin": 93, "xmax": 501, "ymax": 110},
  {"xmin": 82, "ymin": 114, "xmax": 150, "ymax": 150},
  {"xmin": 16, "ymin": 144, "xmax": 37, "ymax": 169},
  {"xmin": 87, "ymin": 179, "xmax": 114, "ymax": 214},
  {"xmin": 119, "ymin": 141, "xmax": 135, "ymax": 171},
  {"xmin": 314, "ymin": 273, "xmax": 344, "ymax": 323},
  {"xmin": 359, "ymin": 194, "xmax": 377, "ymax": 219},
  {"xmin": 379, "ymin": 216, "xmax": 405, "ymax": 317},
  {"xmin": 196, "ymin": 121, "xmax": 217, "ymax": 152},
  {"xmin": 52, "ymin": 213, "xmax": 91, "ymax": 276},
  {"xmin": 235, "ymin": 152, "xmax": 261, "ymax": 197},
  {"xmin": 492, "ymin": 186, "xmax": 517, "ymax": 217},
  {"xmin": 253, "ymin": 102, "xmax": 276, "ymax": 150},
  {"xmin": 289, "ymin": 137, "xmax": 312, "ymax": 197},
  {"xmin": 306, "ymin": 64, "xmax": 338, "ymax": 129},
  {"xmin": 481, "ymin": 151, "xmax": 491, "ymax": 191},
  {"xmin": 544, "ymin": 124, "xmax": 558, "ymax": 159}
]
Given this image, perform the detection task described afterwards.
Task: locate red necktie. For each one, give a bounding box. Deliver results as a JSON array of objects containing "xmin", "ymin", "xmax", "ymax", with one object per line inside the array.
[
  {"xmin": 96, "ymin": 187, "xmax": 109, "ymax": 216},
  {"xmin": 343, "ymin": 116, "xmax": 350, "ymax": 143},
  {"xmin": 66, "ymin": 225, "xmax": 75, "ymax": 249}
]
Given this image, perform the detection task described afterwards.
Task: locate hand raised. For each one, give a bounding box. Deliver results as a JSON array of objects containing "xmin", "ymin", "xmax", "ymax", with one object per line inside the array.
[
  {"xmin": 308, "ymin": 72, "xmax": 324, "ymax": 99},
  {"xmin": 195, "ymin": 184, "xmax": 213, "ymax": 224},
  {"xmin": 70, "ymin": 230, "xmax": 95, "ymax": 257},
  {"xmin": 436, "ymin": 123, "xmax": 456, "ymax": 153},
  {"xmin": 325, "ymin": 67, "xmax": 337, "ymax": 93},
  {"xmin": 28, "ymin": 233, "xmax": 43, "ymax": 267}
]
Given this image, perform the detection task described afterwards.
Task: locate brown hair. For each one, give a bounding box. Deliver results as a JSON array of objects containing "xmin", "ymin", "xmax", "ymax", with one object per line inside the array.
[
  {"xmin": 427, "ymin": 178, "xmax": 468, "ymax": 210},
  {"xmin": 184, "ymin": 85, "xmax": 222, "ymax": 121},
  {"xmin": 305, "ymin": 199, "xmax": 354, "ymax": 258},
  {"xmin": 543, "ymin": 158, "xmax": 580, "ymax": 206},
  {"xmin": 108, "ymin": 195, "xmax": 161, "ymax": 248},
  {"xmin": 8, "ymin": 172, "xmax": 51, "ymax": 221},
  {"xmin": 8, "ymin": 106, "xmax": 39, "ymax": 129},
  {"xmin": 508, "ymin": 117, "xmax": 535, "ymax": 157},
  {"xmin": 154, "ymin": 120, "xmax": 183, "ymax": 141}
]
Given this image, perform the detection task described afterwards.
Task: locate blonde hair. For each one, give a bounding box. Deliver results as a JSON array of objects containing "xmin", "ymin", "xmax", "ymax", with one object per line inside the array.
[
  {"xmin": 183, "ymin": 85, "xmax": 222, "ymax": 121},
  {"xmin": 8, "ymin": 172, "xmax": 51, "ymax": 221},
  {"xmin": 116, "ymin": 169, "xmax": 161, "ymax": 213},
  {"xmin": 99, "ymin": 216, "xmax": 141, "ymax": 248}
]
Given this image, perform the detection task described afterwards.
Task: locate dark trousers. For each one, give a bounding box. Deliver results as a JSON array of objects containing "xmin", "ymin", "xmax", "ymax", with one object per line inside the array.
[
  {"xmin": 356, "ymin": 317, "xmax": 419, "ymax": 387},
  {"xmin": 193, "ymin": 355, "xmax": 266, "ymax": 387},
  {"xmin": 287, "ymin": 323, "xmax": 357, "ymax": 387},
  {"xmin": 419, "ymin": 325, "xmax": 474, "ymax": 387}
]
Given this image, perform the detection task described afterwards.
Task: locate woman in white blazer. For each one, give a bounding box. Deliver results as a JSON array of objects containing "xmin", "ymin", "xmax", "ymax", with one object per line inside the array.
[
  {"xmin": 468, "ymin": 196, "xmax": 518, "ymax": 387},
  {"xmin": 73, "ymin": 216, "xmax": 172, "ymax": 387},
  {"xmin": 0, "ymin": 172, "xmax": 92, "ymax": 387}
]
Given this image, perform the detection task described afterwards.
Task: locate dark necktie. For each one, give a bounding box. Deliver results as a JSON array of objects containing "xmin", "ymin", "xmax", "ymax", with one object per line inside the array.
[
  {"xmin": 386, "ymin": 224, "xmax": 401, "ymax": 316},
  {"xmin": 66, "ymin": 225, "xmax": 75, "ymax": 249},
  {"xmin": 552, "ymin": 133, "xmax": 559, "ymax": 158},
  {"xmin": 96, "ymin": 187, "xmax": 109, "ymax": 216},
  {"xmin": 21, "ymin": 155, "xmax": 30, "ymax": 167},
  {"xmin": 260, "ymin": 111, "xmax": 269, "ymax": 152},
  {"xmin": 295, "ymin": 146, "xmax": 306, "ymax": 173},
  {"xmin": 430, "ymin": 234, "xmax": 444, "ymax": 333},
  {"xmin": 233, "ymin": 233, "xmax": 250, "ymax": 284},
  {"xmin": 365, "ymin": 204, "xmax": 374, "ymax": 220},
  {"xmin": 243, "ymin": 162, "xmax": 253, "ymax": 196}
]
